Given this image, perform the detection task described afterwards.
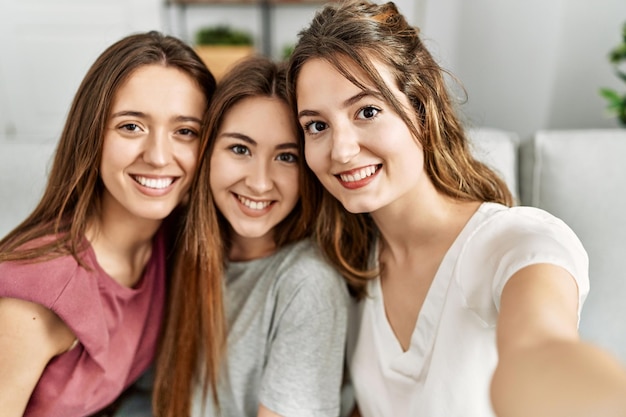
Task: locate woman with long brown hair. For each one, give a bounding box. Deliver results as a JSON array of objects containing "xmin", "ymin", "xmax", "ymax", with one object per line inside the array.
[
  {"xmin": 154, "ymin": 55, "xmax": 351, "ymax": 417},
  {"xmin": 0, "ymin": 31, "xmax": 216, "ymax": 417},
  {"xmin": 288, "ymin": 1, "xmax": 626, "ymax": 416}
]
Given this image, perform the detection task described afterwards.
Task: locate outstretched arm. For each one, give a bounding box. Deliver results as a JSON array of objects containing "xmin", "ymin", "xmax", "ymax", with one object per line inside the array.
[
  {"xmin": 0, "ymin": 297, "xmax": 76, "ymax": 416},
  {"xmin": 491, "ymin": 264, "xmax": 626, "ymax": 417}
]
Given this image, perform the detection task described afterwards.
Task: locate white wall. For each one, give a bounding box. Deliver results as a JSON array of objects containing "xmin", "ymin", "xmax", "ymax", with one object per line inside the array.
[
  {"xmin": 419, "ymin": 0, "xmax": 626, "ymax": 139},
  {"xmin": 0, "ymin": 0, "xmax": 162, "ymax": 143},
  {"xmin": 1, "ymin": 0, "xmax": 624, "ymax": 143}
]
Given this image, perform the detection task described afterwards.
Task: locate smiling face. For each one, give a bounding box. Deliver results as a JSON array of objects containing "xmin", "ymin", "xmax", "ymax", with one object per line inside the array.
[
  {"xmin": 296, "ymin": 57, "xmax": 430, "ymax": 215},
  {"xmin": 209, "ymin": 96, "xmax": 300, "ymax": 256},
  {"xmin": 99, "ymin": 64, "xmax": 205, "ymax": 225}
]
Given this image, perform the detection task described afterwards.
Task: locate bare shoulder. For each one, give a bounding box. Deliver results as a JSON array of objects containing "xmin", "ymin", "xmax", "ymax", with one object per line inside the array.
[
  {"xmin": 0, "ymin": 297, "xmax": 76, "ymax": 415},
  {"xmin": 0, "ymin": 296, "xmax": 76, "ymax": 360}
]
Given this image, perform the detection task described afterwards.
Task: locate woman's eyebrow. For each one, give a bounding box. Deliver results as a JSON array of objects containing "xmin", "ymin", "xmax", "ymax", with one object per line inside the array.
[
  {"xmin": 276, "ymin": 142, "xmax": 298, "ymax": 150},
  {"xmin": 297, "ymin": 90, "xmax": 381, "ymax": 120},
  {"xmin": 342, "ymin": 90, "xmax": 378, "ymax": 108},
  {"xmin": 173, "ymin": 115, "xmax": 202, "ymax": 124},
  {"xmin": 110, "ymin": 110, "xmax": 146, "ymax": 118},
  {"xmin": 220, "ymin": 132, "xmax": 256, "ymax": 145}
]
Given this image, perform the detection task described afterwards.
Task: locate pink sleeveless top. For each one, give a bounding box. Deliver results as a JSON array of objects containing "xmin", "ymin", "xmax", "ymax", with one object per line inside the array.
[{"xmin": 0, "ymin": 231, "xmax": 166, "ymax": 417}]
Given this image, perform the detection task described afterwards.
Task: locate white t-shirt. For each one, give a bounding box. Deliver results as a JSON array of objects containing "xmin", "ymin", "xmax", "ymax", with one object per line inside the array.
[{"xmin": 348, "ymin": 202, "xmax": 589, "ymax": 417}]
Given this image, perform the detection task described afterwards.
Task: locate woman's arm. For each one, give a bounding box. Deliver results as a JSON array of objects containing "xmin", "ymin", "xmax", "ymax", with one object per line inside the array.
[
  {"xmin": 491, "ymin": 264, "xmax": 626, "ymax": 417},
  {"xmin": 0, "ymin": 297, "xmax": 76, "ymax": 416}
]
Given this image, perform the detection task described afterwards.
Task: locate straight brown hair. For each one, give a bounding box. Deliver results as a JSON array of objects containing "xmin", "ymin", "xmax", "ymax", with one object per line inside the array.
[
  {"xmin": 154, "ymin": 55, "xmax": 320, "ymax": 416},
  {"xmin": 0, "ymin": 31, "xmax": 216, "ymax": 266}
]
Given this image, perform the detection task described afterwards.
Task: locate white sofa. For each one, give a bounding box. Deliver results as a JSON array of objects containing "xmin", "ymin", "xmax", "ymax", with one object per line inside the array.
[
  {"xmin": 1, "ymin": 128, "xmax": 626, "ymax": 408},
  {"xmin": 518, "ymin": 130, "xmax": 626, "ymax": 362}
]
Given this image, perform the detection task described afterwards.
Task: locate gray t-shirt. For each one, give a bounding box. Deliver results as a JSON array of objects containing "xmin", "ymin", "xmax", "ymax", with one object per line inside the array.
[{"xmin": 192, "ymin": 239, "xmax": 351, "ymax": 417}]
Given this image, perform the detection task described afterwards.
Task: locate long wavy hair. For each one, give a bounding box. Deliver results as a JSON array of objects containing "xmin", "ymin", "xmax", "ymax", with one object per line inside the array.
[
  {"xmin": 0, "ymin": 31, "xmax": 216, "ymax": 265},
  {"xmin": 287, "ymin": 0, "xmax": 513, "ymax": 298},
  {"xmin": 154, "ymin": 55, "xmax": 321, "ymax": 417}
]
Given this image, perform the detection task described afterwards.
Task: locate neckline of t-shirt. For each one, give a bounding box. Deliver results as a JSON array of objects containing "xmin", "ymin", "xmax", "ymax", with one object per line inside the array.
[
  {"xmin": 371, "ymin": 201, "xmax": 491, "ymax": 367},
  {"xmin": 83, "ymin": 236, "xmax": 153, "ymax": 296}
]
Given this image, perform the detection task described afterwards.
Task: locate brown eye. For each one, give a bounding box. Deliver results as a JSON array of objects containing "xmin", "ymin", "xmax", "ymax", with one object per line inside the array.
[
  {"xmin": 276, "ymin": 152, "xmax": 298, "ymax": 163},
  {"xmin": 120, "ymin": 123, "xmax": 140, "ymax": 132},
  {"xmin": 304, "ymin": 120, "xmax": 327, "ymax": 134},
  {"xmin": 357, "ymin": 106, "xmax": 380, "ymax": 120},
  {"xmin": 230, "ymin": 144, "xmax": 250, "ymax": 156}
]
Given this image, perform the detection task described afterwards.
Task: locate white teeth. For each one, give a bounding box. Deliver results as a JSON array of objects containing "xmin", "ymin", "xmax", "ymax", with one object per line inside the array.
[
  {"xmin": 134, "ymin": 176, "xmax": 174, "ymax": 189},
  {"xmin": 238, "ymin": 195, "xmax": 271, "ymax": 210},
  {"xmin": 339, "ymin": 165, "xmax": 378, "ymax": 182}
]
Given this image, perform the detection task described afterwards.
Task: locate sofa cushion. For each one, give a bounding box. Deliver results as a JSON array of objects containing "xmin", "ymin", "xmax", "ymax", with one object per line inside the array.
[
  {"xmin": 0, "ymin": 141, "xmax": 57, "ymax": 238},
  {"xmin": 520, "ymin": 129, "xmax": 626, "ymax": 363},
  {"xmin": 467, "ymin": 127, "xmax": 520, "ymax": 203}
]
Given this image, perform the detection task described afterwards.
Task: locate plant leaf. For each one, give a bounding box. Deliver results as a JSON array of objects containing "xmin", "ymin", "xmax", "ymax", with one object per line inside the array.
[
  {"xmin": 599, "ymin": 88, "xmax": 626, "ymax": 113},
  {"xmin": 600, "ymin": 88, "xmax": 621, "ymax": 102},
  {"xmin": 608, "ymin": 44, "xmax": 626, "ymax": 63}
]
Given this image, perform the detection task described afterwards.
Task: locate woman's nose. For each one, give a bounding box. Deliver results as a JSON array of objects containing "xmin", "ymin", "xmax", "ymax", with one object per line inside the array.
[
  {"xmin": 244, "ymin": 160, "xmax": 273, "ymax": 193},
  {"xmin": 331, "ymin": 125, "xmax": 360, "ymax": 164},
  {"xmin": 143, "ymin": 130, "xmax": 173, "ymax": 167}
]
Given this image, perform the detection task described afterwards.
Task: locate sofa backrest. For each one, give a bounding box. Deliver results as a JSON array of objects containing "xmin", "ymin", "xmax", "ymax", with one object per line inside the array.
[
  {"xmin": 467, "ymin": 127, "xmax": 520, "ymax": 203},
  {"xmin": 520, "ymin": 129, "xmax": 626, "ymax": 363},
  {"xmin": 0, "ymin": 141, "xmax": 57, "ymax": 238}
]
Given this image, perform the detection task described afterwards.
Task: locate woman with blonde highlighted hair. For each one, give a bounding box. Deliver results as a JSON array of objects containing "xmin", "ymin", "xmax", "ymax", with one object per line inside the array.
[{"xmin": 288, "ymin": 1, "xmax": 626, "ymax": 416}]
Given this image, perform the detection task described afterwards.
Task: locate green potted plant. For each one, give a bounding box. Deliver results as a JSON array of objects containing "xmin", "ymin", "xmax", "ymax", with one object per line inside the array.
[
  {"xmin": 599, "ymin": 22, "xmax": 626, "ymax": 126},
  {"xmin": 281, "ymin": 43, "xmax": 295, "ymax": 61},
  {"xmin": 194, "ymin": 25, "xmax": 255, "ymax": 80}
]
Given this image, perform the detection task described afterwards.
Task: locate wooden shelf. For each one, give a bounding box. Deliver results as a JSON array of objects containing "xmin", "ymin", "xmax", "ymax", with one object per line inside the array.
[{"xmin": 165, "ymin": 0, "xmax": 333, "ymax": 56}]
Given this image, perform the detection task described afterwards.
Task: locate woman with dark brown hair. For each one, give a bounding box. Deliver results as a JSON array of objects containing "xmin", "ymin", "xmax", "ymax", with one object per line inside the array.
[
  {"xmin": 154, "ymin": 55, "xmax": 350, "ymax": 417},
  {"xmin": 0, "ymin": 31, "xmax": 216, "ymax": 417},
  {"xmin": 288, "ymin": 1, "xmax": 626, "ymax": 416}
]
